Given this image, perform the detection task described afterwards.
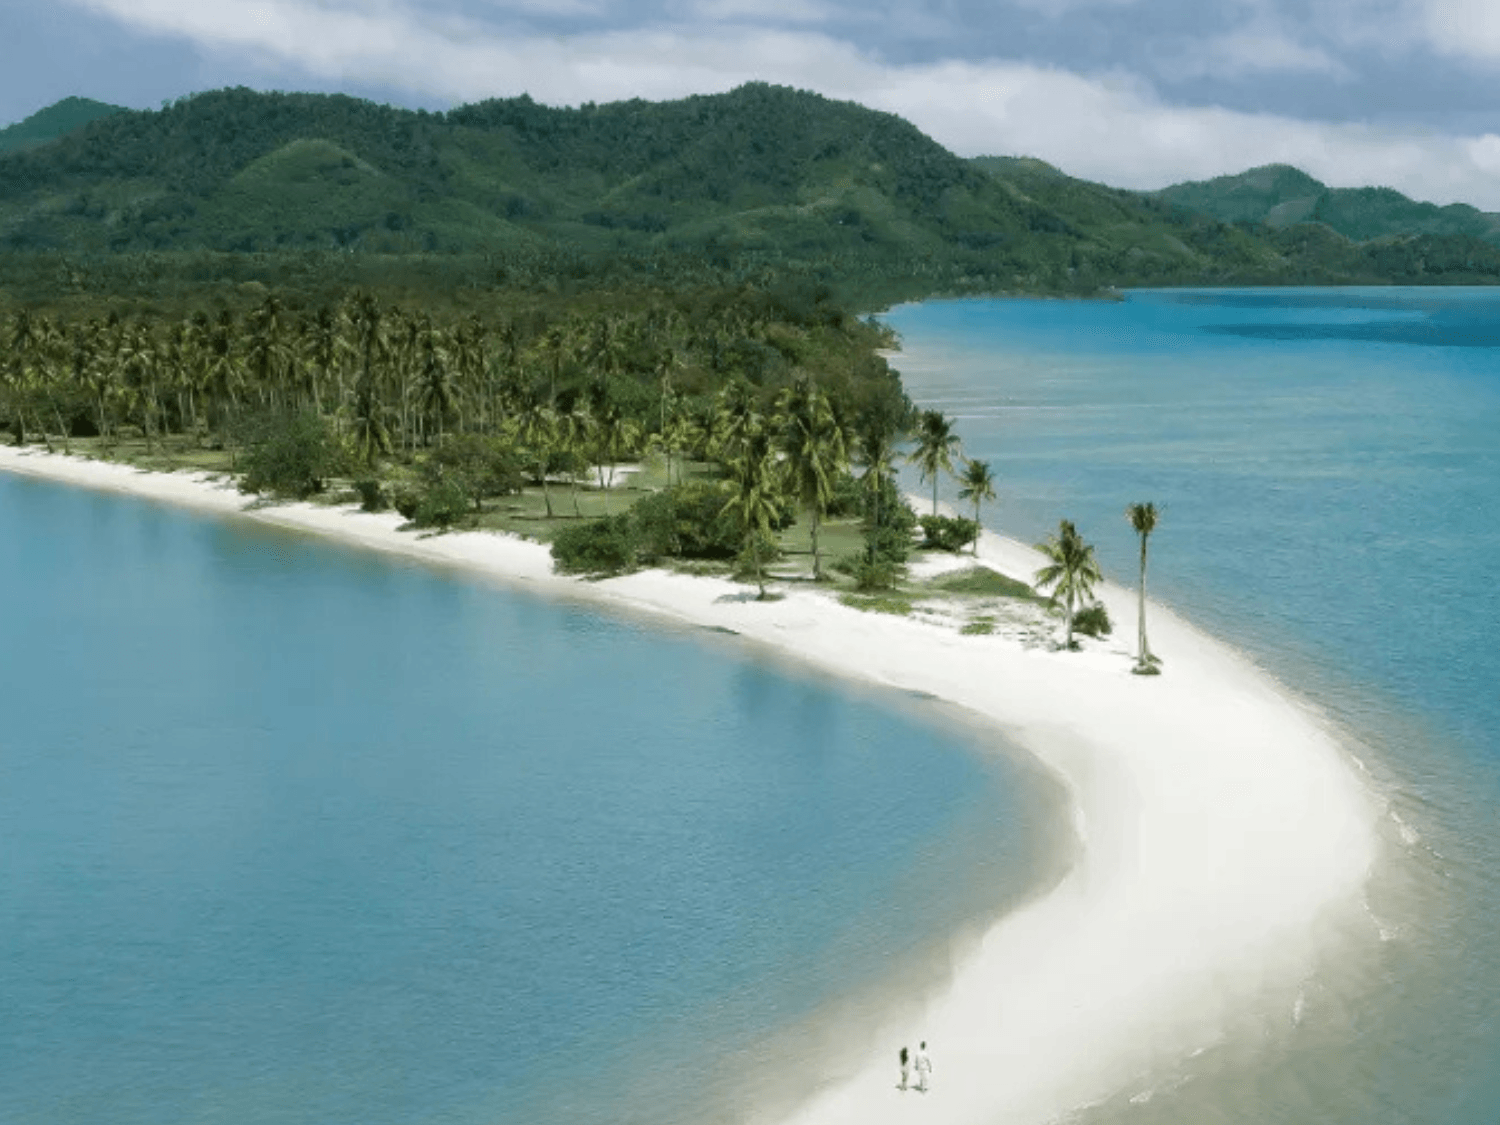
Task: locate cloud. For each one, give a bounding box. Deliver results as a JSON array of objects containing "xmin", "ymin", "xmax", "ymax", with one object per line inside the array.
[
  {"xmin": 1418, "ymin": 0, "xmax": 1500, "ymax": 62},
  {"xmin": 58, "ymin": 0, "xmax": 1500, "ymax": 208},
  {"xmin": 1159, "ymin": 26, "xmax": 1351, "ymax": 80}
]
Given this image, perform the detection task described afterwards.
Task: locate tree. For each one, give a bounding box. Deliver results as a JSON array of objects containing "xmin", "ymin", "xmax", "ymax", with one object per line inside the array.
[
  {"xmin": 1034, "ymin": 519, "xmax": 1103, "ymax": 650},
  {"xmin": 1126, "ymin": 502, "xmax": 1162, "ymax": 674},
  {"xmin": 908, "ymin": 409, "xmax": 961, "ymax": 516},
  {"xmin": 776, "ymin": 377, "xmax": 846, "ymax": 580},
  {"xmin": 722, "ymin": 427, "xmax": 782, "ymax": 600},
  {"xmin": 957, "ymin": 457, "xmax": 996, "ymax": 555},
  {"xmin": 517, "ymin": 395, "xmax": 558, "ymax": 518}
]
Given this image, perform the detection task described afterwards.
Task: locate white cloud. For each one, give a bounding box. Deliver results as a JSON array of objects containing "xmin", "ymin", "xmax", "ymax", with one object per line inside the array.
[
  {"xmin": 1159, "ymin": 26, "xmax": 1350, "ymax": 80},
  {"xmin": 59, "ymin": 0, "xmax": 1500, "ymax": 208},
  {"xmin": 1418, "ymin": 0, "xmax": 1500, "ymax": 61}
]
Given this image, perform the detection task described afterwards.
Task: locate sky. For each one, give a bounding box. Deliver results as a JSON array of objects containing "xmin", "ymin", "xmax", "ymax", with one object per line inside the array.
[{"xmin": 4, "ymin": 0, "xmax": 1500, "ymax": 208}]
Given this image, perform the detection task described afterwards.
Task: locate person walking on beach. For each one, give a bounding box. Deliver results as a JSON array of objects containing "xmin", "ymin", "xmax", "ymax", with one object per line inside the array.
[
  {"xmin": 898, "ymin": 1046, "xmax": 910, "ymax": 1091},
  {"xmin": 914, "ymin": 1041, "xmax": 932, "ymax": 1093}
]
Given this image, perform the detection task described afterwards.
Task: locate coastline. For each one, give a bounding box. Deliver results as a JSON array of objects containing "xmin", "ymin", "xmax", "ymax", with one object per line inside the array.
[{"xmin": 0, "ymin": 446, "xmax": 1380, "ymax": 1124}]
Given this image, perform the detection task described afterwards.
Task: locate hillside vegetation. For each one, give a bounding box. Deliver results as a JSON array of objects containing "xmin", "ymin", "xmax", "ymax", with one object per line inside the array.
[
  {"xmin": 4, "ymin": 85, "xmax": 1500, "ymax": 312},
  {"xmin": 0, "ymin": 97, "xmax": 127, "ymax": 156},
  {"xmin": 1153, "ymin": 163, "xmax": 1500, "ymax": 245}
]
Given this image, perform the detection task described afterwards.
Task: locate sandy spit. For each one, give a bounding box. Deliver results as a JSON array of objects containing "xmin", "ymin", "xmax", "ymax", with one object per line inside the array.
[{"xmin": 0, "ymin": 447, "xmax": 1379, "ymax": 1124}]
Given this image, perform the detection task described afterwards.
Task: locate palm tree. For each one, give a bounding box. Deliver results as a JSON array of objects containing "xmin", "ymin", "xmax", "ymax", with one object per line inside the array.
[
  {"xmin": 722, "ymin": 427, "xmax": 782, "ymax": 600},
  {"xmin": 777, "ymin": 378, "xmax": 847, "ymax": 580},
  {"xmin": 1034, "ymin": 519, "xmax": 1103, "ymax": 650},
  {"xmin": 908, "ymin": 409, "xmax": 961, "ymax": 516},
  {"xmin": 1126, "ymin": 502, "xmax": 1162, "ymax": 673},
  {"xmin": 957, "ymin": 458, "xmax": 996, "ymax": 555},
  {"xmin": 517, "ymin": 395, "xmax": 558, "ymax": 518}
]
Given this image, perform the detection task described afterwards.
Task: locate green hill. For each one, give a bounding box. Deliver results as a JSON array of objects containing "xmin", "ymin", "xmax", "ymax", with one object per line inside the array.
[
  {"xmin": 4, "ymin": 86, "xmax": 1500, "ymax": 308},
  {"xmin": 0, "ymin": 96, "xmax": 128, "ymax": 155},
  {"xmin": 1154, "ymin": 164, "xmax": 1500, "ymax": 244}
]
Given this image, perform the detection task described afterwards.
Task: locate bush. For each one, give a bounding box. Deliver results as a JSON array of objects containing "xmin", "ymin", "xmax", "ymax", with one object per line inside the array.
[
  {"xmin": 918, "ymin": 514, "xmax": 980, "ymax": 553},
  {"xmin": 861, "ymin": 522, "xmax": 913, "ymax": 565},
  {"xmin": 552, "ymin": 514, "xmax": 639, "ymax": 575},
  {"xmin": 731, "ymin": 530, "xmax": 782, "ymax": 582},
  {"xmin": 239, "ymin": 411, "xmax": 346, "ymax": 499},
  {"xmin": 425, "ymin": 433, "xmax": 525, "ymax": 512},
  {"xmin": 1074, "ymin": 602, "xmax": 1113, "ymax": 638},
  {"xmin": 412, "ymin": 476, "xmax": 471, "ymax": 530},
  {"xmin": 392, "ymin": 485, "xmax": 421, "ymax": 521},
  {"xmin": 631, "ymin": 482, "xmax": 740, "ymax": 561},
  {"xmin": 848, "ymin": 554, "xmax": 904, "ymax": 592},
  {"xmin": 354, "ymin": 479, "xmax": 387, "ymax": 512}
]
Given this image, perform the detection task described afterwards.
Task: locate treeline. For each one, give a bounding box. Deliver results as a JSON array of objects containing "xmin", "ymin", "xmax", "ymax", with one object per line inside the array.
[{"xmin": 0, "ymin": 277, "xmax": 906, "ymax": 496}]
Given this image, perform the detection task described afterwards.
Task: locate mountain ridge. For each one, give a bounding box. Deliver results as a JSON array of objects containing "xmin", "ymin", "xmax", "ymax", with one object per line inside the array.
[{"xmin": 3, "ymin": 86, "xmax": 1499, "ymax": 306}]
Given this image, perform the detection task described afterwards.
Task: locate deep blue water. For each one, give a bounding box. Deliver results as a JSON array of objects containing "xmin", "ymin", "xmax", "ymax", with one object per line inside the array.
[
  {"xmin": 0, "ymin": 480, "xmax": 1059, "ymax": 1125},
  {"xmin": 888, "ymin": 287, "xmax": 1500, "ymax": 1123}
]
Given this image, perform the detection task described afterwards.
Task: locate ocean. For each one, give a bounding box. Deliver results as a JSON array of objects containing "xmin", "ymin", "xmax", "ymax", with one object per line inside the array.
[
  {"xmin": 0, "ymin": 477, "xmax": 1064, "ymax": 1125},
  {"xmin": 887, "ymin": 287, "xmax": 1500, "ymax": 1123},
  {"xmin": 4, "ymin": 284, "xmax": 1497, "ymax": 1125}
]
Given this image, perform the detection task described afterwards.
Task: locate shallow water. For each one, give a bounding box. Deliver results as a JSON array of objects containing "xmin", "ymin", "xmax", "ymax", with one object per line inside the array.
[
  {"xmin": 887, "ymin": 288, "xmax": 1500, "ymax": 1123},
  {"xmin": 0, "ymin": 477, "xmax": 1066, "ymax": 1125}
]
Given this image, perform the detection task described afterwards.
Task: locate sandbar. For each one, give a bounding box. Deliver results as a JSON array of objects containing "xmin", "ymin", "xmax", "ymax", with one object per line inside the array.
[{"xmin": 0, "ymin": 446, "xmax": 1380, "ymax": 1124}]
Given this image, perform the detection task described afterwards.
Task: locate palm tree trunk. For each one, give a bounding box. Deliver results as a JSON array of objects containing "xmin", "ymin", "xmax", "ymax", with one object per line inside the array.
[
  {"xmin": 811, "ymin": 506, "xmax": 822, "ymax": 580},
  {"xmin": 1137, "ymin": 534, "xmax": 1150, "ymax": 665}
]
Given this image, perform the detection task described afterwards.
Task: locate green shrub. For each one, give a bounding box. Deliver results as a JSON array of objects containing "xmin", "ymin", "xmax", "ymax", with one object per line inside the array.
[
  {"xmin": 961, "ymin": 616, "xmax": 996, "ymax": 636},
  {"xmin": 861, "ymin": 522, "xmax": 913, "ymax": 565},
  {"xmin": 1074, "ymin": 602, "xmax": 1113, "ymax": 638},
  {"xmin": 425, "ymin": 433, "xmax": 525, "ymax": 512},
  {"xmin": 849, "ymin": 555, "xmax": 904, "ymax": 592},
  {"xmin": 392, "ymin": 485, "xmax": 421, "ymax": 521},
  {"xmin": 413, "ymin": 476, "xmax": 471, "ymax": 530},
  {"xmin": 631, "ymin": 482, "xmax": 739, "ymax": 561},
  {"xmin": 731, "ymin": 530, "xmax": 782, "ymax": 581},
  {"xmin": 552, "ymin": 514, "xmax": 639, "ymax": 575},
  {"xmin": 354, "ymin": 479, "xmax": 387, "ymax": 512},
  {"xmin": 239, "ymin": 411, "xmax": 346, "ymax": 499},
  {"xmin": 918, "ymin": 514, "xmax": 980, "ymax": 553},
  {"xmin": 865, "ymin": 480, "xmax": 917, "ymax": 534}
]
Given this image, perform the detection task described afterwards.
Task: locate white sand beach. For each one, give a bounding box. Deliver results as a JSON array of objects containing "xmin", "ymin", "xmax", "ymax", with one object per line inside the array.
[{"xmin": 0, "ymin": 446, "xmax": 1380, "ymax": 1125}]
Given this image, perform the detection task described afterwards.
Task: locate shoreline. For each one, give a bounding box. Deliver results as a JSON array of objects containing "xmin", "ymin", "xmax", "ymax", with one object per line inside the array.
[{"xmin": 0, "ymin": 445, "xmax": 1381, "ymax": 1125}]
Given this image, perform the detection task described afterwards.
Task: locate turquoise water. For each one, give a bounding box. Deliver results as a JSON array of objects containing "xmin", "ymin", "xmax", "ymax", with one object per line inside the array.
[
  {"xmin": 0, "ymin": 479, "xmax": 1064, "ymax": 1125},
  {"xmin": 888, "ymin": 288, "xmax": 1500, "ymax": 1123}
]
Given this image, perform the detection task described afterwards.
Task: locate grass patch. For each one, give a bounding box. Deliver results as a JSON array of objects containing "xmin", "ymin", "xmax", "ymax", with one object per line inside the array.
[
  {"xmin": 839, "ymin": 592, "xmax": 914, "ymax": 616},
  {"xmin": 929, "ymin": 566, "xmax": 1046, "ymax": 602},
  {"xmin": 960, "ymin": 616, "xmax": 996, "ymax": 635}
]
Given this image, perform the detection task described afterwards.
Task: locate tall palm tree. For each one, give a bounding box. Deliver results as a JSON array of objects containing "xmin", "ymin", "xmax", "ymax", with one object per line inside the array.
[
  {"xmin": 1126, "ymin": 502, "xmax": 1162, "ymax": 673},
  {"xmin": 908, "ymin": 409, "xmax": 961, "ymax": 516},
  {"xmin": 957, "ymin": 458, "xmax": 996, "ymax": 555},
  {"xmin": 1034, "ymin": 519, "xmax": 1103, "ymax": 650},
  {"xmin": 517, "ymin": 395, "xmax": 558, "ymax": 518},
  {"xmin": 722, "ymin": 426, "xmax": 782, "ymax": 600},
  {"xmin": 776, "ymin": 377, "xmax": 846, "ymax": 580}
]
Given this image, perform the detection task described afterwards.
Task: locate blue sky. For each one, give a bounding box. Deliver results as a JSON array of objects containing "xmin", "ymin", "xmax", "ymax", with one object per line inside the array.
[{"xmin": 6, "ymin": 0, "xmax": 1500, "ymax": 207}]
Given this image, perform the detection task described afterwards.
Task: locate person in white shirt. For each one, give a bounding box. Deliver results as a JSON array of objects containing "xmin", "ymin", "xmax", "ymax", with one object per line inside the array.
[{"xmin": 914, "ymin": 1041, "xmax": 932, "ymax": 1092}]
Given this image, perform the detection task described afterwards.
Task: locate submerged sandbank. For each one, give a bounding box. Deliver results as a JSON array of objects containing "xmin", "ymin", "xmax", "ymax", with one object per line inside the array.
[{"xmin": 0, "ymin": 447, "xmax": 1379, "ymax": 1125}]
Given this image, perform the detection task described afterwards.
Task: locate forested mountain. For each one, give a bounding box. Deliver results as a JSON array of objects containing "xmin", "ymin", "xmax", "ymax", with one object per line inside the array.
[
  {"xmin": 1154, "ymin": 164, "xmax": 1500, "ymax": 245},
  {"xmin": 0, "ymin": 96, "xmax": 127, "ymax": 156},
  {"xmin": 3, "ymin": 84, "xmax": 1500, "ymax": 311}
]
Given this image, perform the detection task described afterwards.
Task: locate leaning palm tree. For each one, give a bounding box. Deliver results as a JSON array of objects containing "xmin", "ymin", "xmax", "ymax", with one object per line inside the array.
[
  {"xmin": 1126, "ymin": 502, "xmax": 1162, "ymax": 673},
  {"xmin": 908, "ymin": 409, "xmax": 961, "ymax": 516},
  {"xmin": 957, "ymin": 458, "xmax": 996, "ymax": 555},
  {"xmin": 1034, "ymin": 519, "xmax": 1103, "ymax": 650}
]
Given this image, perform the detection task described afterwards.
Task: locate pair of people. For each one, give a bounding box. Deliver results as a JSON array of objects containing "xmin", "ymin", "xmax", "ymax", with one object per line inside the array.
[{"xmin": 898, "ymin": 1041, "xmax": 931, "ymax": 1092}]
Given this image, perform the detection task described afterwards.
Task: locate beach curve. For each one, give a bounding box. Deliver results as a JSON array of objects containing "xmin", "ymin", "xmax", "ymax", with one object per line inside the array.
[{"xmin": 0, "ymin": 446, "xmax": 1380, "ymax": 1124}]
